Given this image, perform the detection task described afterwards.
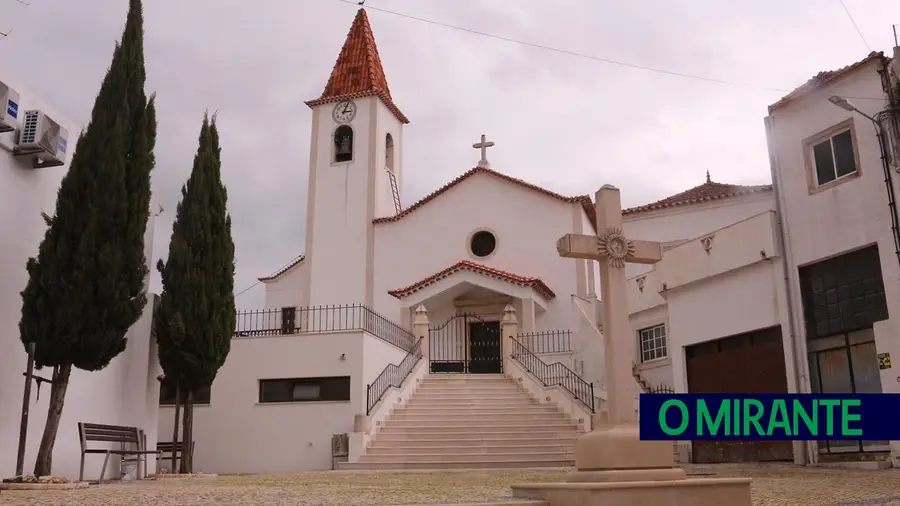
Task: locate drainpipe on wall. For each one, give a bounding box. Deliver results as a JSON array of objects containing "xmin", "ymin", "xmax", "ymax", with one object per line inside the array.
[
  {"xmin": 877, "ymin": 54, "xmax": 900, "ymax": 276},
  {"xmin": 764, "ymin": 114, "xmax": 812, "ymax": 465}
]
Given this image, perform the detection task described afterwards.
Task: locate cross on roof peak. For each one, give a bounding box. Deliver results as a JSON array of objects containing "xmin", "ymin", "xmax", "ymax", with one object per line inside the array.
[{"xmin": 473, "ymin": 134, "xmax": 495, "ymax": 169}]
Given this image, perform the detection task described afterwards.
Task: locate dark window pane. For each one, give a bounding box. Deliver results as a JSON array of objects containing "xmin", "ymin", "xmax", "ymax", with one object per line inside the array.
[
  {"xmin": 259, "ymin": 376, "xmax": 351, "ymax": 403},
  {"xmin": 470, "ymin": 231, "xmax": 496, "ymax": 257},
  {"xmin": 799, "ymin": 245, "xmax": 889, "ymax": 339},
  {"xmin": 832, "ymin": 130, "xmax": 857, "ymax": 177},
  {"xmin": 812, "ymin": 139, "xmax": 836, "ymax": 185}
]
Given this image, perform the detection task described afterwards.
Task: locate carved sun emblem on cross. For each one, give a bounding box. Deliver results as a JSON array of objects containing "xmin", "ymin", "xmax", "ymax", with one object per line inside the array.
[{"xmin": 597, "ymin": 227, "xmax": 635, "ymax": 268}]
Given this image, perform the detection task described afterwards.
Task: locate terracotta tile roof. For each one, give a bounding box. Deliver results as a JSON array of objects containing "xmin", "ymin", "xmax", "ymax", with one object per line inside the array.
[
  {"xmin": 373, "ymin": 166, "xmax": 595, "ymax": 228},
  {"xmin": 304, "ymin": 9, "xmax": 409, "ymax": 124},
  {"xmin": 622, "ymin": 174, "xmax": 771, "ymax": 216},
  {"xmin": 768, "ymin": 51, "xmax": 888, "ymax": 113},
  {"xmin": 388, "ymin": 260, "xmax": 556, "ymax": 301},
  {"xmin": 258, "ymin": 255, "xmax": 305, "ymax": 282}
]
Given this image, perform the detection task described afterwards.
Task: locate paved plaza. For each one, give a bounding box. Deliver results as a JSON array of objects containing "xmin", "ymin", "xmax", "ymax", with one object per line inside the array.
[{"xmin": 2, "ymin": 464, "xmax": 900, "ymax": 506}]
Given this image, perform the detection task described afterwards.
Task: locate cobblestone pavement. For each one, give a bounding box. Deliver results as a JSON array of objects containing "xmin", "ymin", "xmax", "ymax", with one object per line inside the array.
[{"xmin": 3, "ymin": 464, "xmax": 900, "ymax": 506}]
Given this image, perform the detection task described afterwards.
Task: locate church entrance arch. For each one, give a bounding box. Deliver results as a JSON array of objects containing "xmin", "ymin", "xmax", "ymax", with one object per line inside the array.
[{"xmin": 429, "ymin": 314, "xmax": 502, "ymax": 374}]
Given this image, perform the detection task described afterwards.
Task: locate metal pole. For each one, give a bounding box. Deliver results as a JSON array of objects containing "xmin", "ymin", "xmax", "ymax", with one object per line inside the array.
[{"xmin": 15, "ymin": 342, "xmax": 35, "ymax": 477}]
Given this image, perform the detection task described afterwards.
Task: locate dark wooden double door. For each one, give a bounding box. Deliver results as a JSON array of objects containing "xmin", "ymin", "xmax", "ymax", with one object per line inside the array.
[
  {"xmin": 685, "ymin": 326, "xmax": 794, "ymax": 463},
  {"xmin": 429, "ymin": 316, "xmax": 502, "ymax": 374}
]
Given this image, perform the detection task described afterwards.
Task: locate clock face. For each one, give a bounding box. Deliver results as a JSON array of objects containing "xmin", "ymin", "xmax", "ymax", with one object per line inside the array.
[{"xmin": 332, "ymin": 100, "xmax": 357, "ymax": 123}]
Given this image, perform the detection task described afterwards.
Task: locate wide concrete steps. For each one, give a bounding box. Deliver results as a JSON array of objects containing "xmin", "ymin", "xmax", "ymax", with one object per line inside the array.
[{"xmin": 339, "ymin": 374, "xmax": 583, "ymax": 471}]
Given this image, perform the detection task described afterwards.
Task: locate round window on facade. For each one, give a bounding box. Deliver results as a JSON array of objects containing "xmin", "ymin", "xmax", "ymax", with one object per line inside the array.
[{"xmin": 469, "ymin": 230, "xmax": 497, "ymax": 258}]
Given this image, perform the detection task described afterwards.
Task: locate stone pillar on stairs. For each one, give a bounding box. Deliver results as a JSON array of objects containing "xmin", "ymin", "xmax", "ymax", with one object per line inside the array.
[
  {"xmin": 413, "ymin": 304, "xmax": 429, "ymax": 360},
  {"xmin": 501, "ymin": 304, "xmax": 518, "ymax": 373}
]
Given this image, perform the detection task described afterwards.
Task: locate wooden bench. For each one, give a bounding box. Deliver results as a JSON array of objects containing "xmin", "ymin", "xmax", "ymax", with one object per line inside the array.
[
  {"xmin": 78, "ymin": 422, "xmax": 159, "ymax": 482},
  {"xmin": 156, "ymin": 440, "xmax": 195, "ymax": 471}
]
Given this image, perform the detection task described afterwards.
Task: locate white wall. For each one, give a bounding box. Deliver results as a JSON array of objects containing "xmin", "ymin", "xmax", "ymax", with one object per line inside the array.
[
  {"xmin": 373, "ymin": 101, "xmax": 405, "ymax": 219},
  {"xmin": 0, "ymin": 77, "xmax": 159, "ymax": 480},
  {"xmin": 158, "ymin": 331, "xmax": 407, "ymax": 474},
  {"xmin": 623, "ymin": 194, "xmax": 773, "ymax": 279},
  {"xmin": 263, "ymin": 262, "xmax": 307, "ymax": 310},
  {"xmin": 630, "ymin": 305, "xmax": 671, "ymax": 388},
  {"xmin": 373, "ymin": 173, "xmax": 584, "ymax": 332},
  {"xmin": 767, "ymin": 58, "xmax": 900, "ymax": 461},
  {"xmin": 668, "ymin": 261, "xmax": 784, "ymax": 394},
  {"xmin": 306, "ymin": 97, "xmax": 375, "ymax": 307}
]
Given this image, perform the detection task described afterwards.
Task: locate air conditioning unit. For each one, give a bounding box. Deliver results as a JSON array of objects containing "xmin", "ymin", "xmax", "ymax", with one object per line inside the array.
[
  {"xmin": 0, "ymin": 80, "xmax": 21, "ymax": 133},
  {"xmin": 17, "ymin": 110, "xmax": 68, "ymax": 165}
]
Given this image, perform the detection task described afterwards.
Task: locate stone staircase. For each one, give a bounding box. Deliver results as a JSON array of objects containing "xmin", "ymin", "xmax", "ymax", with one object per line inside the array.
[{"xmin": 339, "ymin": 374, "xmax": 584, "ymax": 470}]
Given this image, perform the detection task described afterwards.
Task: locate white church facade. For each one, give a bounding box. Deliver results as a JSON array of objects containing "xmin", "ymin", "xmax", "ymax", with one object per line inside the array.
[
  {"xmin": 153, "ymin": 10, "xmax": 900, "ymax": 472},
  {"xmin": 6, "ymin": 8, "xmax": 900, "ymax": 480}
]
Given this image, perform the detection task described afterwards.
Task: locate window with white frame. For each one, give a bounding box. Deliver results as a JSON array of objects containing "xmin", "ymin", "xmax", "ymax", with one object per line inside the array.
[
  {"xmin": 810, "ymin": 128, "xmax": 857, "ymax": 186},
  {"xmin": 638, "ymin": 324, "xmax": 667, "ymax": 362}
]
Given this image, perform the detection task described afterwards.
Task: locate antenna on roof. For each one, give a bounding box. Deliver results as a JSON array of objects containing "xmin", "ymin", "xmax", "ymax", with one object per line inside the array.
[{"xmin": 894, "ymin": 24, "xmax": 899, "ymax": 47}]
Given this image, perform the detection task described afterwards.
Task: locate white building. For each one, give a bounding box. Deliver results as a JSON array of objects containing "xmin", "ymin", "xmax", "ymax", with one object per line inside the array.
[
  {"xmin": 159, "ymin": 10, "xmax": 900, "ymax": 473},
  {"xmin": 163, "ymin": 8, "xmax": 825, "ymax": 473},
  {"xmin": 0, "ymin": 75, "xmax": 161, "ymax": 481},
  {"xmin": 766, "ymin": 49, "xmax": 900, "ymax": 466}
]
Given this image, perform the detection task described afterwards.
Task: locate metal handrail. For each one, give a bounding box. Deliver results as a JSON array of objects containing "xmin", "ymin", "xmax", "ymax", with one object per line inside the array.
[
  {"xmin": 233, "ymin": 305, "xmax": 417, "ymax": 352},
  {"xmin": 515, "ymin": 329, "xmax": 573, "ymax": 354},
  {"xmin": 366, "ymin": 338, "xmax": 424, "ymax": 415},
  {"xmin": 510, "ymin": 337, "xmax": 594, "ymax": 413}
]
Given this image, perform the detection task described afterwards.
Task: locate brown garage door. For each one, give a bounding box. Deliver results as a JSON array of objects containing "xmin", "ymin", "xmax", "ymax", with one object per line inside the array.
[{"xmin": 685, "ymin": 326, "xmax": 793, "ymax": 463}]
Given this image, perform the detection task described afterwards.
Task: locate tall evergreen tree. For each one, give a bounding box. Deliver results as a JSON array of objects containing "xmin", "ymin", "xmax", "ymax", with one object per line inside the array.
[
  {"xmin": 18, "ymin": 0, "xmax": 155, "ymax": 477},
  {"xmin": 155, "ymin": 114, "xmax": 235, "ymax": 474}
]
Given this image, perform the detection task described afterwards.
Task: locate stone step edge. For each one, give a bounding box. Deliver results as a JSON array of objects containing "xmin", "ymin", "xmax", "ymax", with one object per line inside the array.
[
  {"xmin": 371, "ymin": 436, "xmax": 580, "ymax": 441},
  {"xmin": 338, "ymin": 461, "xmax": 574, "ymax": 470},
  {"xmin": 367, "ymin": 446, "xmax": 576, "ymax": 451},
  {"xmin": 361, "ymin": 453, "xmax": 574, "ymax": 459},
  {"xmin": 384, "ymin": 502, "xmax": 547, "ymax": 506},
  {"xmin": 383, "ymin": 420, "xmax": 578, "ymax": 426}
]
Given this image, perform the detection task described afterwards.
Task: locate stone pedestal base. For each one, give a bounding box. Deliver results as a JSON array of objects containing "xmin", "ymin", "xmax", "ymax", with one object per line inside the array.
[
  {"xmin": 511, "ymin": 477, "xmax": 752, "ymax": 506},
  {"xmin": 509, "ymin": 424, "xmax": 751, "ymax": 505},
  {"xmin": 572, "ymin": 424, "xmax": 675, "ymax": 471}
]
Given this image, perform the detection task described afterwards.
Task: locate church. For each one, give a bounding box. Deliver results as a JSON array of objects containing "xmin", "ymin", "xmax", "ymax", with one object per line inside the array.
[{"xmin": 153, "ymin": 8, "xmax": 900, "ymax": 474}]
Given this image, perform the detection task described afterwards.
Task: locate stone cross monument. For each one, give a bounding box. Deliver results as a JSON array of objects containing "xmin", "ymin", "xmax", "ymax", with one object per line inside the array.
[
  {"xmin": 510, "ymin": 185, "xmax": 751, "ymax": 505},
  {"xmin": 555, "ymin": 184, "xmax": 680, "ymax": 481},
  {"xmin": 472, "ymin": 134, "xmax": 494, "ymax": 169}
]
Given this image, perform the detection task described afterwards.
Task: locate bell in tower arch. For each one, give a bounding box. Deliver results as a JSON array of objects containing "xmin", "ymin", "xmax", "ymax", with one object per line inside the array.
[{"xmin": 334, "ymin": 126, "xmax": 354, "ymax": 163}]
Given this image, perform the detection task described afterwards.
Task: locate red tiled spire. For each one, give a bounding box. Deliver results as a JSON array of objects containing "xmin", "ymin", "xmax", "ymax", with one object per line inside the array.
[{"xmin": 305, "ymin": 9, "xmax": 409, "ymax": 123}]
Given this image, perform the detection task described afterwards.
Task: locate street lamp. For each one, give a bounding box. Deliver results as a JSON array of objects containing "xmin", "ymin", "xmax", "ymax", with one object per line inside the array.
[
  {"xmin": 828, "ymin": 95, "xmax": 879, "ymax": 123},
  {"xmin": 826, "ymin": 95, "xmax": 900, "ymax": 279}
]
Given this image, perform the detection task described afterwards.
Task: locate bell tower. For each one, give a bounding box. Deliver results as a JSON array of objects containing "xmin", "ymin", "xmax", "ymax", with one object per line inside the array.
[{"xmin": 303, "ymin": 8, "xmax": 409, "ymax": 307}]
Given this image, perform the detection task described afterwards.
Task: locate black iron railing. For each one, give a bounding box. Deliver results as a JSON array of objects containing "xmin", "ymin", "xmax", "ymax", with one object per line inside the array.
[
  {"xmin": 647, "ymin": 384, "xmax": 675, "ymax": 394},
  {"xmin": 510, "ymin": 337, "xmax": 594, "ymax": 413},
  {"xmin": 234, "ymin": 304, "xmax": 416, "ymax": 352},
  {"xmin": 516, "ymin": 330, "xmax": 573, "ymax": 354},
  {"xmin": 366, "ymin": 338, "xmax": 424, "ymax": 415}
]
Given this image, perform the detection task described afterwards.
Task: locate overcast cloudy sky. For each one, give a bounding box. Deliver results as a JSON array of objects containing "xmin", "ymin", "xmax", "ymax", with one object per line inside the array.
[{"xmin": 1, "ymin": 0, "xmax": 899, "ymax": 309}]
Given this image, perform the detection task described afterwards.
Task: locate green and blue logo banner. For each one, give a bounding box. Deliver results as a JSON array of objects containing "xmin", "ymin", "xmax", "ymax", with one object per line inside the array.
[{"xmin": 639, "ymin": 394, "xmax": 900, "ymax": 441}]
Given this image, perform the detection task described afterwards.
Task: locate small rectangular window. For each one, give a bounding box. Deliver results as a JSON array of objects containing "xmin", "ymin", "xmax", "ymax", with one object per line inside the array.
[
  {"xmin": 281, "ymin": 306, "xmax": 297, "ymax": 334},
  {"xmin": 638, "ymin": 324, "xmax": 668, "ymax": 363},
  {"xmin": 258, "ymin": 376, "xmax": 351, "ymax": 403},
  {"xmin": 159, "ymin": 377, "xmax": 212, "ymax": 405},
  {"xmin": 810, "ymin": 128, "xmax": 857, "ymax": 186}
]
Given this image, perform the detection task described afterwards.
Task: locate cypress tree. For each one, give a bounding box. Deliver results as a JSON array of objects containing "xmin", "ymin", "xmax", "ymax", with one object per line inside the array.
[
  {"xmin": 155, "ymin": 114, "xmax": 235, "ymax": 474},
  {"xmin": 18, "ymin": 0, "xmax": 155, "ymax": 477}
]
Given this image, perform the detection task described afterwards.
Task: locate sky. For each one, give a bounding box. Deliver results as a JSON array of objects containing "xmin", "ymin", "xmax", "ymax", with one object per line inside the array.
[{"xmin": 1, "ymin": 0, "xmax": 899, "ymax": 310}]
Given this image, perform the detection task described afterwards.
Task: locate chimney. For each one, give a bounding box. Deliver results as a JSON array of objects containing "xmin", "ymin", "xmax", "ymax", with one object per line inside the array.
[
  {"xmin": 893, "ymin": 25, "xmax": 900, "ymax": 78},
  {"xmin": 892, "ymin": 46, "xmax": 900, "ymax": 79}
]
